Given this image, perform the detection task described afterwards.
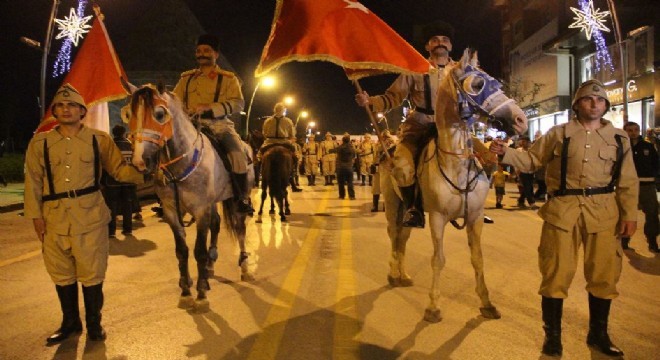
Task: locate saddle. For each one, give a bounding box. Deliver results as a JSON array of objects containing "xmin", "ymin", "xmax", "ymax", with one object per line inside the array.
[{"xmin": 259, "ymin": 142, "xmax": 297, "ymax": 162}]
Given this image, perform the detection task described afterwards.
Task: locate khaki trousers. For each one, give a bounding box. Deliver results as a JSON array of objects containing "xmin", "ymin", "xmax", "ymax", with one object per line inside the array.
[
  {"xmin": 42, "ymin": 226, "xmax": 109, "ymax": 287},
  {"xmin": 538, "ymin": 215, "xmax": 623, "ymax": 299}
]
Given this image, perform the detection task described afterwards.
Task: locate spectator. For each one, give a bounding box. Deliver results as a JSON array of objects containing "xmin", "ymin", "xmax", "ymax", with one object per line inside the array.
[
  {"xmin": 335, "ymin": 134, "xmax": 356, "ymax": 199},
  {"xmin": 490, "ymin": 164, "xmax": 510, "ymax": 209}
]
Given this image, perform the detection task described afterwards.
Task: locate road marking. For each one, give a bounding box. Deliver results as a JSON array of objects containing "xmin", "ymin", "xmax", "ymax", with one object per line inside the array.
[
  {"xmin": 0, "ymin": 249, "xmax": 41, "ymax": 268},
  {"xmin": 247, "ymin": 194, "xmax": 329, "ymax": 360},
  {"xmin": 334, "ymin": 198, "xmax": 360, "ymax": 359}
]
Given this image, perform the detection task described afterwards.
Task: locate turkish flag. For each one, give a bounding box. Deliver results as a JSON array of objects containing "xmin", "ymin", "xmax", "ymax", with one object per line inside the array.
[
  {"xmin": 36, "ymin": 15, "xmax": 128, "ymax": 133},
  {"xmin": 255, "ymin": 0, "xmax": 430, "ymax": 80}
]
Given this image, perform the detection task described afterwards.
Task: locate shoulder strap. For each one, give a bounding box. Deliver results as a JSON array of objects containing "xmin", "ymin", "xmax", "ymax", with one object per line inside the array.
[
  {"xmin": 183, "ymin": 75, "xmax": 194, "ymax": 109},
  {"xmin": 43, "ymin": 139, "xmax": 55, "ymax": 195},
  {"xmin": 608, "ymin": 134, "xmax": 624, "ymax": 190},
  {"xmin": 213, "ymin": 74, "xmax": 224, "ymax": 103},
  {"xmin": 557, "ymin": 132, "xmax": 571, "ymax": 196},
  {"xmin": 93, "ymin": 135, "xmax": 100, "ymax": 186},
  {"xmin": 423, "ymin": 74, "xmax": 432, "ymax": 110}
]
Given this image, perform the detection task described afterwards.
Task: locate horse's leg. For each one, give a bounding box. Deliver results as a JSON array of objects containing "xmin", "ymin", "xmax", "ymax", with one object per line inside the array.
[
  {"xmin": 425, "ymin": 211, "xmax": 448, "ymax": 323},
  {"xmin": 467, "ymin": 213, "xmax": 501, "ymax": 319},
  {"xmin": 284, "ymin": 192, "xmax": 291, "ymax": 216},
  {"xmin": 269, "ymin": 195, "xmax": 276, "ymax": 215},
  {"xmin": 383, "ymin": 179, "xmax": 413, "ymax": 287},
  {"xmin": 279, "ymin": 190, "xmax": 288, "ymax": 222},
  {"xmin": 162, "ymin": 205, "xmax": 194, "ymax": 309},
  {"xmin": 206, "ymin": 207, "xmax": 221, "ymax": 278},
  {"xmin": 192, "ymin": 209, "xmax": 212, "ymax": 312},
  {"xmin": 256, "ymin": 185, "xmax": 267, "ymax": 223},
  {"xmin": 234, "ymin": 211, "xmax": 255, "ymax": 281}
]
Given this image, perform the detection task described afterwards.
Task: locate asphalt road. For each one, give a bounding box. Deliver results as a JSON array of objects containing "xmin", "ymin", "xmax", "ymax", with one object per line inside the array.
[{"xmin": 1, "ymin": 182, "xmax": 658, "ymax": 359}]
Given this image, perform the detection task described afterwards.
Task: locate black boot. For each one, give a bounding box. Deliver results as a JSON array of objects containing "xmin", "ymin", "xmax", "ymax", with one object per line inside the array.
[
  {"xmin": 329, "ymin": 175, "xmax": 335, "ymax": 185},
  {"xmin": 233, "ymin": 172, "xmax": 254, "ymax": 213},
  {"xmin": 648, "ymin": 237, "xmax": 659, "ymax": 253},
  {"xmin": 400, "ymin": 185, "xmax": 424, "ymax": 228},
  {"xmin": 368, "ymin": 175, "xmax": 373, "ymax": 186},
  {"xmin": 307, "ymin": 175, "xmax": 313, "ymax": 186},
  {"xmin": 47, "ymin": 283, "xmax": 82, "ymax": 344},
  {"xmin": 361, "ymin": 175, "xmax": 366, "ymax": 186},
  {"xmin": 311, "ymin": 175, "xmax": 316, "ymax": 186},
  {"xmin": 290, "ymin": 177, "xmax": 302, "ymax": 192},
  {"xmin": 82, "ymin": 283, "xmax": 106, "ymax": 341},
  {"xmin": 621, "ymin": 237, "xmax": 630, "ymax": 250},
  {"xmin": 541, "ymin": 296, "xmax": 563, "ymax": 357},
  {"xmin": 371, "ymin": 194, "xmax": 380, "ymax": 212},
  {"xmin": 324, "ymin": 176, "xmax": 330, "ymax": 186},
  {"xmin": 587, "ymin": 293, "xmax": 624, "ymax": 357}
]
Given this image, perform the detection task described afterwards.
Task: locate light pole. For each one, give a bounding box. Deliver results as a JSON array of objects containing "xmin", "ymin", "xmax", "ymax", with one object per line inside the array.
[
  {"xmin": 245, "ymin": 75, "xmax": 275, "ymax": 136},
  {"xmin": 39, "ymin": 0, "xmax": 61, "ymax": 118},
  {"xmin": 295, "ymin": 110, "xmax": 309, "ymax": 127}
]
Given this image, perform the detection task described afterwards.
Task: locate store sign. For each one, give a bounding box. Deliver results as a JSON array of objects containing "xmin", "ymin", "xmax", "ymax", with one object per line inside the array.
[{"xmin": 605, "ymin": 74, "xmax": 653, "ymax": 104}]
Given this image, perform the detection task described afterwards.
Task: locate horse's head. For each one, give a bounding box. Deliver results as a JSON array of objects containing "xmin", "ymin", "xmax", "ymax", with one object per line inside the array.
[
  {"xmin": 121, "ymin": 84, "xmax": 174, "ymax": 173},
  {"xmin": 447, "ymin": 49, "xmax": 527, "ymax": 136}
]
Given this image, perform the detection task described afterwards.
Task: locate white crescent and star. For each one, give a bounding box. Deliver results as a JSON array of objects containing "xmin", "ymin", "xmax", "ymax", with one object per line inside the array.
[{"xmin": 343, "ymin": 0, "xmax": 369, "ymax": 14}]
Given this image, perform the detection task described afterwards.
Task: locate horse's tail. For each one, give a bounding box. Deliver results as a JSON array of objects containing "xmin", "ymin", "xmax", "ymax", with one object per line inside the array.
[{"xmin": 221, "ymin": 198, "xmax": 242, "ymax": 240}]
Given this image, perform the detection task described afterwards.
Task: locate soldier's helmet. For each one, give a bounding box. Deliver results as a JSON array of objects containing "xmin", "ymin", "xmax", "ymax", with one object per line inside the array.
[
  {"xmin": 363, "ymin": 132, "xmax": 372, "ymax": 140},
  {"xmin": 51, "ymin": 83, "xmax": 87, "ymax": 114},
  {"xmin": 571, "ymin": 79, "xmax": 610, "ymax": 113},
  {"xmin": 325, "ymin": 132, "xmax": 333, "ymax": 139}
]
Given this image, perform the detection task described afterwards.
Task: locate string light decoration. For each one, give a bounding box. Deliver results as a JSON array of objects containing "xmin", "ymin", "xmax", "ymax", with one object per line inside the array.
[
  {"xmin": 52, "ymin": 0, "xmax": 90, "ymax": 77},
  {"xmin": 569, "ymin": 0, "xmax": 613, "ymax": 72}
]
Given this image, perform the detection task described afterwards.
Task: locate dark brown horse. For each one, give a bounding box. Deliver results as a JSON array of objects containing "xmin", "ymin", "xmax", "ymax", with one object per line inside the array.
[{"xmin": 256, "ymin": 145, "xmax": 293, "ymax": 223}]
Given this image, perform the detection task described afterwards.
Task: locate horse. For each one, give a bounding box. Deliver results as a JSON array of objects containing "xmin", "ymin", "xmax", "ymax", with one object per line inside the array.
[
  {"xmin": 256, "ymin": 145, "xmax": 293, "ymax": 223},
  {"xmin": 247, "ymin": 129, "xmax": 265, "ymax": 187},
  {"xmin": 124, "ymin": 84, "xmax": 255, "ymax": 312},
  {"xmin": 381, "ymin": 49, "xmax": 527, "ymax": 323}
]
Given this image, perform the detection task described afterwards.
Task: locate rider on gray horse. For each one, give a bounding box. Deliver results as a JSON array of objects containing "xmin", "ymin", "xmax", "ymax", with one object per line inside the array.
[{"xmin": 173, "ymin": 34, "xmax": 253, "ymax": 213}]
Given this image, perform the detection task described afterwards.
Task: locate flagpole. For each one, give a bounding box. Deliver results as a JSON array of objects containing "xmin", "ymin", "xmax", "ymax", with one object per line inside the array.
[
  {"xmin": 353, "ymin": 79, "xmax": 392, "ymax": 162},
  {"xmin": 40, "ymin": 0, "xmax": 60, "ymax": 118}
]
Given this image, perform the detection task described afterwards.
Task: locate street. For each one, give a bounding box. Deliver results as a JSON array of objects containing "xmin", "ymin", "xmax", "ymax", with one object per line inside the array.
[{"xmin": 1, "ymin": 182, "xmax": 658, "ymax": 360}]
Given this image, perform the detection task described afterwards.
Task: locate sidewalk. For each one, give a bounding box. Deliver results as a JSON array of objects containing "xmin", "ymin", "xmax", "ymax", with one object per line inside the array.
[{"xmin": 0, "ymin": 183, "xmax": 24, "ymax": 213}]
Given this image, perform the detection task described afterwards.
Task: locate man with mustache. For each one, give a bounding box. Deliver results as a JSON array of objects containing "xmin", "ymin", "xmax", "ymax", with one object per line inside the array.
[
  {"xmin": 355, "ymin": 21, "xmax": 455, "ymax": 228},
  {"xmin": 173, "ymin": 34, "xmax": 253, "ymax": 213}
]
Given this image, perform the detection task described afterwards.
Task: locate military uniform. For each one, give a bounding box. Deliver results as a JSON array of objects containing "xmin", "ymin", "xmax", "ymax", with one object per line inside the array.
[
  {"xmin": 261, "ymin": 115, "xmax": 296, "ymax": 147},
  {"xmin": 502, "ymin": 117, "xmax": 638, "ymax": 298},
  {"xmin": 358, "ymin": 134, "xmax": 376, "ymax": 185},
  {"xmin": 320, "ymin": 134, "xmax": 338, "ymax": 185},
  {"xmin": 303, "ymin": 138, "xmax": 321, "ymax": 184},
  {"xmin": 25, "ymin": 126, "xmax": 144, "ymax": 285},
  {"xmin": 172, "ymin": 65, "xmax": 247, "ymax": 174}
]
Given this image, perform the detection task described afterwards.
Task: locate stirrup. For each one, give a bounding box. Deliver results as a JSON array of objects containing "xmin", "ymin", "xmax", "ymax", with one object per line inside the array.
[{"xmin": 402, "ymin": 208, "xmax": 424, "ymax": 228}]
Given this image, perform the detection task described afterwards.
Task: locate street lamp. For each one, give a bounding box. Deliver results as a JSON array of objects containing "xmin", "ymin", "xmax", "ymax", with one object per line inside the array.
[
  {"xmin": 306, "ymin": 121, "xmax": 316, "ymax": 135},
  {"xmin": 295, "ymin": 110, "xmax": 309, "ymax": 127},
  {"xmin": 283, "ymin": 96, "xmax": 295, "ymax": 106},
  {"xmin": 245, "ymin": 75, "xmax": 276, "ymax": 136}
]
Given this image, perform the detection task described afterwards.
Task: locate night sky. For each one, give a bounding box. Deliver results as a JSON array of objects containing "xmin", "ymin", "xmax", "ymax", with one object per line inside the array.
[{"xmin": 0, "ymin": 0, "xmax": 502, "ymax": 149}]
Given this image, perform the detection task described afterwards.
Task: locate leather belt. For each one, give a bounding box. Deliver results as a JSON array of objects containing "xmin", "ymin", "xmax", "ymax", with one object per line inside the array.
[
  {"xmin": 551, "ymin": 186, "xmax": 613, "ymax": 197},
  {"xmin": 42, "ymin": 185, "xmax": 99, "ymax": 202}
]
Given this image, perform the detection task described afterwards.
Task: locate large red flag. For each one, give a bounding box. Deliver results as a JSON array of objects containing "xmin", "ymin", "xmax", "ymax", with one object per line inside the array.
[
  {"xmin": 36, "ymin": 14, "xmax": 128, "ymax": 133},
  {"xmin": 255, "ymin": 0, "xmax": 430, "ymax": 79}
]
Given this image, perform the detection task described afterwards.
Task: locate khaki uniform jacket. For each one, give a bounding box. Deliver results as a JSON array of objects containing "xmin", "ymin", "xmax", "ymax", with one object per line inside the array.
[
  {"xmin": 359, "ymin": 140, "xmax": 376, "ymax": 162},
  {"xmin": 502, "ymin": 118, "xmax": 638, "ymax": 233},
  {"xmin": 262, "ymin": 115, "xmax": 296, "ymax": 146},
  {"xmin": 321, "ymin": 140, "xmax": 338, "ymax": 161},
  {"xmin": 303, "ymin": 141, "xmax": 320, "ymax": 160},
  {"xmin": 173, "ymin": 65, "xmax": 244, "ymax": 122},
  {"xmin": 25, "ymin": 126, "xmax": 144, "ymax": 236}
]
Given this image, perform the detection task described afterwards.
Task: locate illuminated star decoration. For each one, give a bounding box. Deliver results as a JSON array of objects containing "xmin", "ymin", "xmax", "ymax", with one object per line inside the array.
[
  {"xmin": 52, "ymin": 0, "xmax": 91, "ymax": 77},
  {"xmin": 569, "ymin": 0, "xmax": 613, "ymax": 72}
]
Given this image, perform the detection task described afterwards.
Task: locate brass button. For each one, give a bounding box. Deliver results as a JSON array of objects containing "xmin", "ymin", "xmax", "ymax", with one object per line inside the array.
[
  {"xmin": 65, "ymin": 178, "xmax": 71, "ymax": 182},
  {"xmin": 585, "ymin": 144, "xmax": 591, "ymax": 149},
  {"xmin": 65, "ymin": 150, "xmax": 72, "ymax": 155},
  {"xmin": 583, "ymin": 159, "xmax": 589, "ymax": 162},
  {"xmin": 586, "ymin": 131, "xmax": 591, "ymax": 135},
  {"xmin": 66, "ymin": 137, "xmax": 71, "ymax": 140},
  {"xmin": 65, "ymin": 165, "xmax": 70, "ymax": 169}
]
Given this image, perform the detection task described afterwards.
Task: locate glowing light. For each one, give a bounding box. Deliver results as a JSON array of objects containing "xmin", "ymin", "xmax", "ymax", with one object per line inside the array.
[
  {"xmin": 52, "ymin": 1, "xmax": 90, "ymax": 77},
  {"xmin": 55, "ymin": 7, "xmax": 92, "ymax": 46},
  {"xmin": 570, "ymin": 0, "xmax": 613, "ymax": 72}
]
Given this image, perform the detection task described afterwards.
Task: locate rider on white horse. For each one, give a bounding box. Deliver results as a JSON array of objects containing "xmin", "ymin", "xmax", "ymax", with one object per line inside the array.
[{"xmin": 355, "ymin": 21, "xmax": 456, "ymax": 228}]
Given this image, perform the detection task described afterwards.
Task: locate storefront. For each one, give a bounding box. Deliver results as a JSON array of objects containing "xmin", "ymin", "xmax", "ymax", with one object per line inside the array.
[
  {"xmin": 604, "ymin": 74, "xmax": 655, "ymax": 130},
  {"xmin": 525, "ymin": 96, "xmax": 571, "ymax": 138}
]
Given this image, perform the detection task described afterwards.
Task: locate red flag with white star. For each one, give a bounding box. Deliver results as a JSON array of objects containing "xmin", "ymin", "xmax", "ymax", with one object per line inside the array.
[
  {"xmin": 255, "ymin": 0, "xmax": 430, "ymax": 79},
  {"xmin": 36, "ymin": 14, "xmax": 128, "ymax": 133}
]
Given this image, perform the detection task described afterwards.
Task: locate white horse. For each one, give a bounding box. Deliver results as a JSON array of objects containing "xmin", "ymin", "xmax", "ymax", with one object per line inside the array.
[{"xmin": 381, "ymin": 49, "xmax": 527, "ymax": 323}]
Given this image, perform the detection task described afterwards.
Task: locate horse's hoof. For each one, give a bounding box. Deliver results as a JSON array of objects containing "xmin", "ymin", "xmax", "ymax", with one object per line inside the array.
[
  {"xmin": 255, "ymin": 218, "xmax": 263, "ymax": 224},
  {"xmin": 193, "ymin": 298, "xmax": 210, "ymax": 313},
  {"xmin": 178, "ymin": 295, "xmax": 195, "ymax": 309},
  {"xmin": 197, "ymin": 279, "xmax": 210, "ymax": 292},
  {"xmin": 269, "ymin": 210, "xmax": 275, "ymax": 215},
  {"xmin": 206, "ymin": 268, "xmax": 215, "ymax": 278},
  {"xmin": 241, "ymin": 272, "xmax": 255, "ymax": 282},
  {"xmin": 423, "ymin": 308, "xmax": 442, "ymax": 323},
  {"xmin": 398, "ymin": 277, "xmax": 414, "ymax": 287},
  {"xmin": 480, "ymin": 306, "xmax": 501, "ymax": 319},
  {"xmin": 284, "ymin": 208, "xmax": 291, "ymax": 215},
  {"xmin": 208, "ymin": 247, "xmax": 218, "ymax": 261},
  {"xmin": 281, "ymin": 217, "xmax": 288, "ymax": 223}
]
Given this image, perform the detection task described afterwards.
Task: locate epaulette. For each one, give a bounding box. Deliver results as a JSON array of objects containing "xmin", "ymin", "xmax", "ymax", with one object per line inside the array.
[
  {"xmin": 217, "ymin": 69, "xmax": 236, "ymax": 78},
  {"xmin": 180, "ymin": 69, "xmax": 198, "ymax": 78}
]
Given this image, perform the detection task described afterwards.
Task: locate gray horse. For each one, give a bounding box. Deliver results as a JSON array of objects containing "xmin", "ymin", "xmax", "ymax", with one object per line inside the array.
[{"xmin": 124, "ymin": 84, "xmax": 254, "ymax": 312}]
